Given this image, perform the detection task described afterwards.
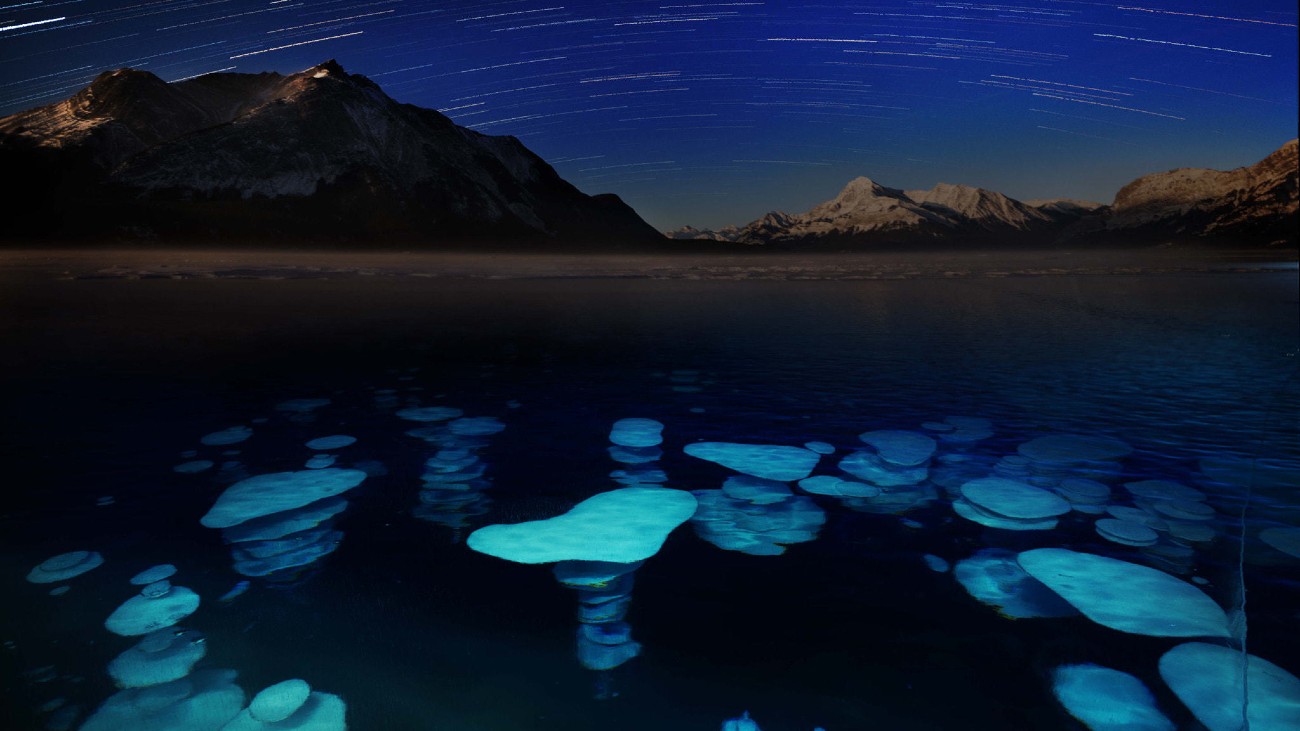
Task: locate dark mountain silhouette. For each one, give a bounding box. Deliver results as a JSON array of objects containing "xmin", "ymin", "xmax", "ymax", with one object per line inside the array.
[{"xmin": 0, "ymin": 60, "xmax": 663, "ymax": 247}]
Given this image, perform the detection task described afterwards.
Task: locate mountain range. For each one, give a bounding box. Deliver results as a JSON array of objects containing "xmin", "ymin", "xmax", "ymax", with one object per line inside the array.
[
  {"xmin": 668, "ymin": 140, "xmax": 1297, "ymax": 249},
  {"xmin": 0, "ymin": 59, "xmax": 1294, "ymax": 250},
  {"xmin": 0, "ymin": 61, "xmax": 662, "ymax": 246}
]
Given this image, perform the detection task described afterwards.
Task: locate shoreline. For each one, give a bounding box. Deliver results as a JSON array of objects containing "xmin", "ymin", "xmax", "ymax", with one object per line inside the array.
[{"xmin": 1, "ymin": 247, "xmax": 1295, "ymax": 282}]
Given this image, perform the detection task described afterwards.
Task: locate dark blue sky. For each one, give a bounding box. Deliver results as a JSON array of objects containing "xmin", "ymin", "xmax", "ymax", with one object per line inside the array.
[{"xmin": 2, "ymin": 1, "xmax": 1295, "ymax": 229}]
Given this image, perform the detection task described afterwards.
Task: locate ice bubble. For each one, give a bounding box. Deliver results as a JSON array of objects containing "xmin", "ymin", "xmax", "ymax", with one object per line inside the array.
[
  {"xmin": 923, "ymin": 554, "xmax": 950, "ymax": 573},
  {"xmin": 304, "ymin": 435, "xmax": 356, "ymax": 451},
  {"xmin": 691, "ymin": 490, "xmax": 824, "ymax": 556},
  {"xmin": 576, "ymin": 631, "xmax": 641, "ymax": 671},
  {"xmin": 1054, "ymin": 478, "xmax": 1111, "ymax": 506},
  {"xmin": 1152, "ymin": 499, "xmax": 1215, "ymax": 521},
  {"xmin": 108, "ymin": 629, "xmax": 206, "ymax": 688},
  {"xmin": 105, "ymin": 585, "xmax": 200, "ymax": 637},
  {"xmin": 804, "ymin": 441, "xmax": 835, "ymax": 455},
  {"xmin": 1124, "ymin": 480, "xmax": 1207, "ymax": 503},
  {"xmin": 1052, "ymin": 664, "xmax": 1174, "ymax": 731},
  {"xmin": 940, "ymin": 416, "xmax": 995, "ymax": 442},
  {"xmin": 858, "ymin": 430, "xmax": 936, "ymax": 467},
  {"xmin": 200, "ymin": 426, "xmax": 252, "ymax": 447},
  {"xmin": 231, "ymin": 531, "xmax": 343, "ymax": 578},
  {"xmin": 141, "ymin": 580, "xmax": 172, "ymax": 598},
  {"xmin": 275, "ymin": 399, "xmax": 330, "ymax": 413},
  {"xmin": 553, "ymin": 560, "xmax": 643, "ymax": 589},
  {"xmin": 27, "ymin": 551, "xmax": 104, "ymax": 584},
  {"xmin": 685, "ymin": 442, "xmax": 820, "ymax": 482},
  {"xmin": 1105, "ymin": 506, "xmax": 1166, "ymax": 529},
  {"xmin": 1017, "ymin": 548, "xmax": 1230, "ymax": 637},
  {"xmin": 173, "ymin": 461, "xmax": 214, "ymax": 474},
  {"xmin": 221, "ymin": 497, "xmax": 348, "ymax": 543},
  {"xmin": 722, "ymin": 710, "xmax": 761, "ymax": 731},
  {"xmin": 609, "ymin": 418, "xmax": 664, "ymax": 448},
  {"xmin": 50, "ymin": 586, "xmax": 70, "ymax": 596},
  {"xmin": 1018, "ymin": 434, "xmax": 1132, "ymax": 464},
  {"xmin": 722, "ymin": 476, "xmax": 793, "ymax": 505},
  {"xmin": 201, "ymin": 469, "xmax": 367, "ymax": 529},
  {"xmin": 248, "ymin": 680, "xmax": 311, "ymax": 723},
  {"xmin": 1094, "ymin": 518, "xmax": 1159, "ymax": 547},
  {"xmin": 304, "ymin": 455, "xmax": 335, "ymax": 470},
  {"xmin": 395, "ymin": 406, "xmax": 462, "ymax": 422},
  {"xmin": 1160, "ymin": 642, "xmax": 1300, "ymax": 731},
  {"xmin": 448, "ymin": 416, "xmax": 506, "ymax": 436},
  {"xmin": 468, "ymin": 488, "xmax": 697, "ymax": 564},
  {"xmin": 611, "ymin": 467, "xmax": 668, "ymax": 486},
  {"xmin": 838, "ymin": 450, "xmax": 928, "ymax": 487},
  {"xmin": 960, "ymin": 478, "xmax": 1070, "ymax": 520},
  {"xmin": 80, "ymin": 669, "xmax": 245, "ymax": 731},
  {"xmin": 131, "ymin": 565, "xmax": 177, "ymax": 586},
  {"xmin": 608, "ymin": 445, "xmax": 663, "ymax": 464},
  {"xmin": 218, "ymin": 581, "xmax": 249, "ymax": 603},
  {"xmin": 797, "ymin": 475, "xmax": 881, "ymax": 498},
  {"xmin": 1260, "ymin": 526, "xmax": 1300, "ymax": 558},
  {"xmin": 1167, "ymin": 522, "xmax": 1216, "ymax": 545},
  {"xmin": 953, "ymin": 549, "xmax": 1078, "ymax": 619}
]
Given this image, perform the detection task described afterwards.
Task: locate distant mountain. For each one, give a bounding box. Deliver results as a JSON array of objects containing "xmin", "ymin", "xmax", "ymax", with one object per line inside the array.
[
  {"xmin": 668, "ymin": 141, "xmax": 1297, "ymax": 249},
  {"xmin": 0, "ymin": 60, "xmax": 663, "ymax": 246},
  {"xmin": 1090, "ymin": 139, "xmax": 1298, "ymax": 246}
]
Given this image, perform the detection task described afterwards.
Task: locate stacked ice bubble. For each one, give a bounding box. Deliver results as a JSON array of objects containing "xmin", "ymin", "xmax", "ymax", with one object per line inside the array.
[
  {"xmin": 220, "ymin": 678, "xmax": 347, "ymax": 730},
  {"xmin": 608, "ymin": 418, "xmax": 668, "ymax": 486},
  {"xmin": 405, "ymin": 408, "xmax": 506, "ymax": 532},
  {"xmin": 835, "ymin": 430, "xmax": 939, "ymax": 513},
  {"xmin": 468, "ymin": 487, "xmax": 697, "ymax": 684},
  {"xmin": 952, "ymin": 477, "xmax": 1071, "ymax": 531},
  {"xmin": 685, "ymin": 442, "xmax": 826, "ymax": 556},
  {"xmin": 200, "ymin": 469, "xmax": 367, "ymax": 582}
]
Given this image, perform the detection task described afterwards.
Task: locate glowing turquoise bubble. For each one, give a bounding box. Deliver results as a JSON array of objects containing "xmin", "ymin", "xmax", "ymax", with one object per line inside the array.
[
  {"xmin": 1160, "ymin": 643, "xmax": 1300, "ymax": 731},
  {"xmin": 200, "ymin": 469, "xmax": 366, "ymax": 529},
  {"xmin": 1052, "ymin": 664, "xmax": 1174, "ymax": 731},
  {"xmin": 468, "ymin": 487, "xmax": 697, "ymax": 564},
  {"xmin": 1017, "ymin": 548, "xmax": 1230, "ymax": 637},
  {"xmin": 685, "ymin": 442, "xmax": 820, "ymax": 482}
]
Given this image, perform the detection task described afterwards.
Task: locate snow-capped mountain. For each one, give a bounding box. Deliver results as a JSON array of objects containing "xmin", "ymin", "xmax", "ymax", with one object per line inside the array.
[
  {"xmin": 668, "ymin": 141, "xmax": 1296, "ymax": 248},
  {"xmin": 0, "ymin": 60, "xmax": 663, "ymax": 245},
  {"xmin": 1100, "ymin": 139, "xmax": 1298, "ymax": 246}
]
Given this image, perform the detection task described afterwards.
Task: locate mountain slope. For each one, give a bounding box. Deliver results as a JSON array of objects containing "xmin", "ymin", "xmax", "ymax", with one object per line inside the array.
[{"xmin": 0, "ymin": 61, "xmax": 663, "ymax": 246}]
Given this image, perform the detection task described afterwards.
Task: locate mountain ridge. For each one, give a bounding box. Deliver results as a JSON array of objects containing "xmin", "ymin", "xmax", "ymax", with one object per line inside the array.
[
  {"xmin": 668, "ymin": 142, "xmax": 1297, "ymax": 249},
  {"xmin": 0, "ymin": 60, "xmax": 663, "ymax": 247}
]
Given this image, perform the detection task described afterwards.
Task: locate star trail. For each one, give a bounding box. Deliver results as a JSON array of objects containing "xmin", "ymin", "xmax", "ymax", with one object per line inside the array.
[{"xmin": 0, "ymin": 0, "xmax": 1295, "ymax": 229}]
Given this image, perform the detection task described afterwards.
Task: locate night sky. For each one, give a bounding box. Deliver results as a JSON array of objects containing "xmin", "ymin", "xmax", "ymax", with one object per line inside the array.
[{"xmin": 1, "ymin": 1, "xmax": 1295, "ymax": 230}]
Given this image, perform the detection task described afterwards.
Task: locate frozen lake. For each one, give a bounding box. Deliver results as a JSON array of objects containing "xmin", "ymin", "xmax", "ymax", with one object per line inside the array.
[{"xmin": 1, "ymin": 250, "xmax": 1297, "ymax": 731}]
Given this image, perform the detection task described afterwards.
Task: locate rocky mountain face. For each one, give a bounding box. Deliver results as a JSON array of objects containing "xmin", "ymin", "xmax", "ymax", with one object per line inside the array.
[
  {"xmin": 1095, "ymin": 139, "xmax": 1298, "ymax": 246},
  {"xmin": 669, "ymin": 141, "xmax": 1296, "ymax": 249},
  {"xmin": 0, "ymin": 61, "xmax": 663, "ymax": 246}
]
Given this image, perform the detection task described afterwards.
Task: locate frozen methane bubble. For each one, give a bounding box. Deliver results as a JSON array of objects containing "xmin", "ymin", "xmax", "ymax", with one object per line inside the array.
[
  {"xmin": 721, "ymin": 711, "xmax": 761, "ymax": 731},
  {"xmin": 105, "ymin": 584, "xmax": 201, "ymax": 637},
  {"xmin": 1152, "ymin": 500, "xmax": 1215, "ymax": 521},
  {"xmin": 1159, "ymin": 642, "xmax": 1300, "ymax": 731},
  {"xmin": 304, "ymin": 455, "xmax": 335, "ymax": 470},
  {"xmin": 1017, "ymin": 548, "xmax": 1230, "ymax": 637},
  {"xmin": 1052, "ymin": 664, "xmax": 1174, "ymax": 731},
  {"xmin": 80, "ymin": 668, "xmax": 245, "ymax": 731},
  {"xmin": 107, "ymin": 628, "xmax": 206, "ymax": 688},
  {"xmin": 448, "ymin": 416, "xmax": 506, "ymax": 436},
  {"xmin": 221, "ymin": 497, "xmax": 349, "ymax": 543},
  {"xmin": 26, "ymin": 551, "xmax": 104, "ymax": 584},
  {"xmin": 858, "ymin": 430, "xmax": 937, "ymax": 467},
  {"xmin": 684, "ymin": 442, "xmax": 820, "ymax": 482},
  {"xmin": 838, "ymin": 450, "xmax": 928, "ymax": 487},
  {"xmin": 1260, "ymin": 526, "xmax": 1300, "ymax": 558},
  {"xmin": 200, "ymin": 469, "xmax": 367, "ymax": 529},
  {"xmin": 923, "ymin": 554, "xmax": 950, "ymax": 573},
  {"xmin": 220, "ymin": 684, "xmax": 347, "ymax": 731},
  {"xmin": 248, "ymin": 679, "xmax": 311, "ymax": 723},
  {"xmin": 468, "ymin": 488, "xmax": 698, "ymax": 564},
  {"xmin": 200, "ymin": 426, "xmax": 253, "ymax": 447},
  {"xmin": 130, "ymin": 565, "xmax": 177, "ymax": 586},
  {"xmin": 304, "ymin": 435, "xmax": 356, "ymax": 451},
  {"xmin": 609, "ymin": 418, "xmax": 664, "ymax": 448},
  {"xmin": 953, "ymin": 478, "xmax": 1070, "ymax": 531},
  {"xmin": 804, "ymin": 441, "xmax": 835, "ymax": 455},
  {"xmin": 721, "ymin": 476, "xmax": 793, "ymax": 505},
  {"xmin": 953, "ymin": 549, "xmax": 1078, "ymax": 619},
  {"xmin": 395, "ymin": 406, "xmax": 463, "ymax": 422},
  {"xmin": 797, "ymin": 475, "xmax": 880, "ymax": 498},
  {"xmin": 173, "ymin": 461, "xmax": 214, "ymax": 474},
  {"xmin": 1094, "ymin": 518, "xmax": 1159, "ymax": 547}
]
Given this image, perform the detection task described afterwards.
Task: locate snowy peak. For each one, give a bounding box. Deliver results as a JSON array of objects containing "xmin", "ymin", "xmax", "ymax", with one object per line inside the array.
[
  {"xmin": 1107, "ymin": 139, "xmax": 1297, "ymax": 244},
  {"xmin": 907, "ymin": 182, "xmax": 1051, "ymax": 230}
]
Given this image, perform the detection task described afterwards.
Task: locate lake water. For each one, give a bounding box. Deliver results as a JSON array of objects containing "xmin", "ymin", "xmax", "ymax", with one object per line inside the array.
[{"xmin": 1, "ymin": 251, "xmax": 1297, "ymax": 731}]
